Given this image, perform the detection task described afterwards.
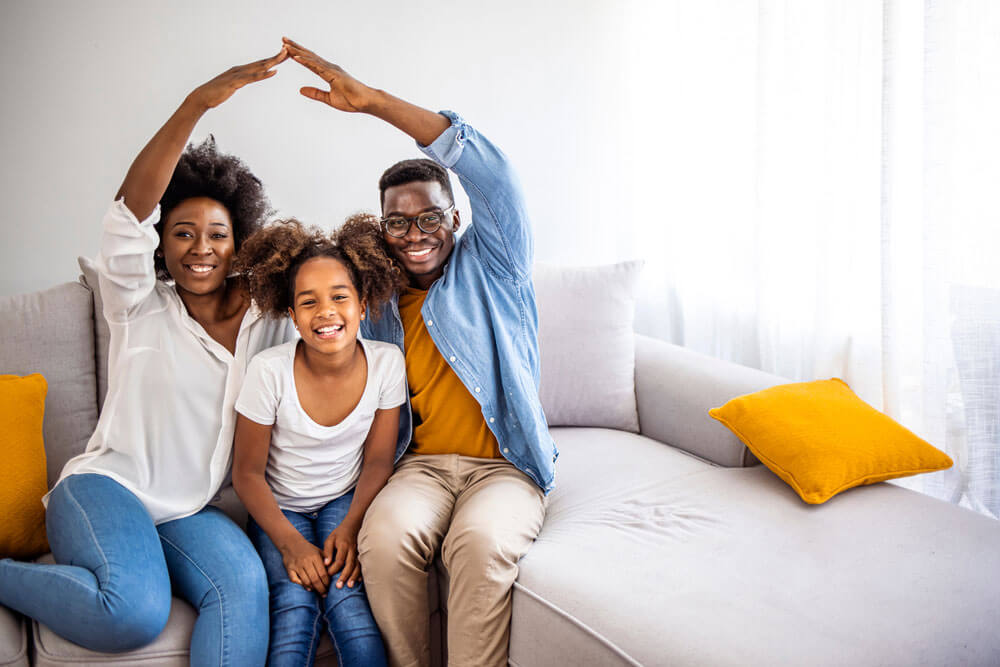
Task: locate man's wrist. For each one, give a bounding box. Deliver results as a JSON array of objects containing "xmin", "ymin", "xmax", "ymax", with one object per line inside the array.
[{"xmin": 358, "ymin": 87, "xmax": 389, "ymax": 116}]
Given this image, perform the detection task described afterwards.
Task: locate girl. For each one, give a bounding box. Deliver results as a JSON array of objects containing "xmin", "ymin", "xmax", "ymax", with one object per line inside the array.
[
  {"xmin": 0, "ymin": 51, "xmax": 294, "ymax": 665},
  {"xmin": 232, "ymin": 217, "xmax": 407, "ymax": 667}
]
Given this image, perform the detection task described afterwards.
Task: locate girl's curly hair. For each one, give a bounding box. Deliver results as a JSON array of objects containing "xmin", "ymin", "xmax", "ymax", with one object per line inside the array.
[
  {"xmin": 235, "ymin": 214, "xmax": 406, "ymax": 320},
  {"xmin": 155, "ymin": 137, "xmax": 270, "ymax": 280}
]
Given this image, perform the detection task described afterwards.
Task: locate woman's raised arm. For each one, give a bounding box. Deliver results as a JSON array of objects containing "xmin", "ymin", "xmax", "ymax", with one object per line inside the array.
[{"xmin": 114, "ymin": 48, "xmax": 287, "ymax": 220}]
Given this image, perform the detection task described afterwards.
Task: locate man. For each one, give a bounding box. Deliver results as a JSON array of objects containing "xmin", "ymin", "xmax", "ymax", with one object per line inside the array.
[{"xmin": 283, "ymin": 38, "xmax": 556, "ymax": 667}]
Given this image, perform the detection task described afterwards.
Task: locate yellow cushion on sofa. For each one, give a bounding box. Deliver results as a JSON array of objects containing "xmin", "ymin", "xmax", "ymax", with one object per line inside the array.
[
  {"xmin": 0, "ymin": 373, "xmax": 50, "ymax": 558},
  {"xmin": 709, "ymin": 378, "xmax": 953, "ymax": 504}
]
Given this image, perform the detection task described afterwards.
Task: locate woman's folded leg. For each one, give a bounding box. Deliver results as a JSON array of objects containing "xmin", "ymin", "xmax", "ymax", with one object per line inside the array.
[{"xmin": 0, "ymin": 473, "xmax": 172, "ymax": 652}]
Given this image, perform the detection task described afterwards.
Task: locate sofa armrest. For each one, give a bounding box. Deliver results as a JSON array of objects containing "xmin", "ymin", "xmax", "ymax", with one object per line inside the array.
[{"xmin": 634, "ymin": 334, "xmax": 788, "ymax": 467}]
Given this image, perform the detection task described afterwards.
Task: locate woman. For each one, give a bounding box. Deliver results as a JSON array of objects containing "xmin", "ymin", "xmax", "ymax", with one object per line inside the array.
[{"xmin": 0, "ymin": 48, "xmax": 293, "ymax": 666}]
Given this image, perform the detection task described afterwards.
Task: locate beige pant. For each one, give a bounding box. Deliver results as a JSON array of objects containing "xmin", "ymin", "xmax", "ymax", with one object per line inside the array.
[{"xmin": 358, "ymin": 454, "xmax": 546, "ymax": 667}]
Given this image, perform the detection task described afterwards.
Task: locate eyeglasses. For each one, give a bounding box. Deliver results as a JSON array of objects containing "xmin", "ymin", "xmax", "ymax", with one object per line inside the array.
[{"xmin": 380, "ymin": 205, "xmax": 455, "ymax": 238}]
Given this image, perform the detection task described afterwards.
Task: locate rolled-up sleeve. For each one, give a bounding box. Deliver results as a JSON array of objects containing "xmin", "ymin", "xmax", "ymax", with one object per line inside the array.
[{"xmin": 419, "ymin": 111, "xmax": 533, "ymax": 282}]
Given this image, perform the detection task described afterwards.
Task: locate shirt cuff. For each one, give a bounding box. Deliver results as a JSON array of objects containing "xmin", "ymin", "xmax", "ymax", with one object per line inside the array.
[
  {"xmin": 110, "ymin": 197, "xmax": 161, "ymax": 230},
  {"xmin": 418, "ymin": 110, "xmax": 466, "ymax": 169}
]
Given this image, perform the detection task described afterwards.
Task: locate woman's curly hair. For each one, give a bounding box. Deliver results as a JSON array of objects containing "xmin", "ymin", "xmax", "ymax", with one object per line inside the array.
[
  {"xmin": 235, "ymin": 214, "xmax": 406, "ymax": 320},
  {"xmin": 155, "ymin": 137, "xmax": 270, "ymax": 279}
]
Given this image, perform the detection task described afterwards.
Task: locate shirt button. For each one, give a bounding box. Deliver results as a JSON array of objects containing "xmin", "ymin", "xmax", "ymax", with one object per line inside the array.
[
  {"xmin": 449, "ymin": 356, "xmax": 456, "ymax": 362},
  {"xmin": 475, "ymin": 387, "xmax": 481, "ymax": 393},
  {"xmin": 426, "ymin": 320, "xmax": 433, "ymax": 326},
  {"xmin": 503, "ymin": 448, "xmax": 509, "ymax": 454},
  {"xmin": 489, "ymin": 417, "xmax": 495, "ymax": 423}
]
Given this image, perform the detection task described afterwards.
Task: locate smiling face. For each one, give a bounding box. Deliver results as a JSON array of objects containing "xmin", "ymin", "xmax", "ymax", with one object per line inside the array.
[
  {"xmin": 288, "ymin": 256, "xmax": 365, "ymax": 357},
  {"xmin": 381, "ymin": 180, "xmax": 460, "ymax": 290},
  {"xmin": 161, "ymin": 197, "xmax": 235, "ymax": 297}
]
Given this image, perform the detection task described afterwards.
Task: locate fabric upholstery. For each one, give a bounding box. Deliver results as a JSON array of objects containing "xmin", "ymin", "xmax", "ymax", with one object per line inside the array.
[
  {"xmin": 710, "ymin": 378, "xmax": 953, "ymax": 503},
  {"xmin": 535, "ymin": 261, "xmax": 642, "ymax": 432},
  {"xmin": 32, "ymin": 597, "xmax": 194, "ymax": 667},
  {"xmin": 634, "ymin": 334, "xmax": 786, "ymax": 467},
  {"xmin": 510, "ymin": 427, "xmax": 1000, "ymax": 667},
  {"xmin": 0, "ymin": 282, "xmax": 97, "ymax": 489},
  {"xmin": 0, "ymin": 374, "xmax": 49, "ymax": 558}
]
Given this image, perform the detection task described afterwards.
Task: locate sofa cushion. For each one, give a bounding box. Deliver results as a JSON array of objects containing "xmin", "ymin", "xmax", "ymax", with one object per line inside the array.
[
  {"xmin": 438, "ymin": 427, "xmax": 712, "ymax": 664},
  {"xmin": 0, "ymin": 374, "xmax": 50, "ymax": 558},
  {"xmin": 33, "ymin": 598, "xmax": 194, "ymax": 667},
  {"xmin": 511, "ymin": 440, "xmax": 1000, "ymax": 666},
  {"xmin": 710, "ymin": 378, "xmax": 953, "ymax": 503},
  {"xmin": 32, "ymin": 597, "xmax": 343, "ymax": 667},
  {"xmin": 535, "ymin": 261, "xmax": 642, "ymax": 432},
  {"xmin": 0, "ymin": 605, "xmax": 28, "ymax": 667},
  {"xmin": 34, "ymin": 610, "xmax": 342, "ymax": 667},
  {"xmin": 0, "ymin": 282, "xmax": 97, "ymax": 489}
]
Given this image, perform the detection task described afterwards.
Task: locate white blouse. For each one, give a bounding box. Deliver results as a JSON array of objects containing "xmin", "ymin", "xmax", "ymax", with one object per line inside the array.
[
  {"xmin": 48, "ymin": 200, "xmax": 295, "ymax": 524},
  {"xmin": 235, "ymin": 338, "xmax": 406, "ymax": 513}
]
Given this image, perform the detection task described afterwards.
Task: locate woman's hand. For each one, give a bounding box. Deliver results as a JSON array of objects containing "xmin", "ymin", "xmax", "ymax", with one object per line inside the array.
[
  {"xmin": 186, "ymin": 47, "xmax": 289, "ymax": 112},
  {"xmin": 280, "ymin": 535, "xmax": 331, "ymax": 595},
  {"xmin": 323, "ymin": 519, "xmax": 362, "ymax": 589},
  {"xmin": 281, "ymin": 37, "xmax": 374, "ymax": 112}
]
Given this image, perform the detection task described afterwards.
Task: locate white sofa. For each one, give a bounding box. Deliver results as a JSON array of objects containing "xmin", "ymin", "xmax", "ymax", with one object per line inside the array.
[{"xmin": 2, "ymin": 263, "xmax": 1000, "ymax": 667}]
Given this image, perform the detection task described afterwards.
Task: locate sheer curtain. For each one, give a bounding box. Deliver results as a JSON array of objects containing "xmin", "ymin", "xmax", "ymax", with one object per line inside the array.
[{"xmin": 619, "ymin": 0, "xmax": 1000, "ymax": 517}]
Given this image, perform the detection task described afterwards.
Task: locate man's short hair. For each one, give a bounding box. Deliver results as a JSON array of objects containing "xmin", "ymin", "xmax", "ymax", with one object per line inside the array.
[{"xmin": 378, "ymin": 159, "xmax": 455, "ymax": 209}]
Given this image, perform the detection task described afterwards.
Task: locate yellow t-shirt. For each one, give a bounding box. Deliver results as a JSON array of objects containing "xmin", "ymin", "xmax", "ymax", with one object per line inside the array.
[{"xmin": 398, "ymin": 287, "xmax": 502, "ymax": 458}]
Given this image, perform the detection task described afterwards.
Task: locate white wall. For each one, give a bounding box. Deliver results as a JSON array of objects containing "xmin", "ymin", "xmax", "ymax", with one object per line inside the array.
[{"xmin": 0, "ymin": 0, "xmax": 635, "ymax": 297}]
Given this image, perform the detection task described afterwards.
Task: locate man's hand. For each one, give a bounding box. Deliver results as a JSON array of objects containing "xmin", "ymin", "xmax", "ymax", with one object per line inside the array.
[
  {"xmin": 186, "ymin": 48, "xmax": 288, "ymax": 112},
  {"xmin": 323, "ymin": 519, "xmax": 362, "ymax": 589},
  {"xmin": 282, "ymin": 37, "xmax": 374, "ymax": 113},
  {"xmin": 279, "ymin": 535, "xmax": 331, "ymax": 595}
]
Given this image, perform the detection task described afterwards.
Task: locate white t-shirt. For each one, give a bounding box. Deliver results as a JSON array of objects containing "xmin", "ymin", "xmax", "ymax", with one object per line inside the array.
[
  {"xmin": 235, "ymin": 337, "xmax": 406, "ymax": 513},
  {"xmin": 50, "ymin": 200, "xmax": 296, "ymax": 523}
]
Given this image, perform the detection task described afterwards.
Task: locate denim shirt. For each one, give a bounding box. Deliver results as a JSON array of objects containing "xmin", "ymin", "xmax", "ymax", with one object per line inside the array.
[{"xmin": 361, "ymin": 111, "xmax": 557, "ymax": 493}]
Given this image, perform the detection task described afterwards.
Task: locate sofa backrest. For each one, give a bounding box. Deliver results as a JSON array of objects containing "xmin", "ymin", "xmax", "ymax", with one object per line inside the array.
[{"xmin": 0, "ymin": 282, "xmax": 98, "ymax": 488}]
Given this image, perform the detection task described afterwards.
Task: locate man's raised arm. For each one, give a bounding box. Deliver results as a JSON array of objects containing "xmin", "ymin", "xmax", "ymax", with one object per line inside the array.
[
  {"xmin": 282, "ymin": 38, "xmax": 534, "ymax": 280},
  {"xmin": 282, "ymin": 37, "xmax": 449, "ymax": 147}
]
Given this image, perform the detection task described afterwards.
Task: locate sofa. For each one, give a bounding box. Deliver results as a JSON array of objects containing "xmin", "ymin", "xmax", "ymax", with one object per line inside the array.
[{"xmin": 2, "ymin": 260, "xmax": 1000, "ymax": 667}]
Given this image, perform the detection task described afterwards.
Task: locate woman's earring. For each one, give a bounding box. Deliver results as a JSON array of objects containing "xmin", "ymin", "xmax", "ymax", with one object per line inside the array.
[{"xmin": 155, "ymin": 249, "xmax": 164, "ymax": 258}]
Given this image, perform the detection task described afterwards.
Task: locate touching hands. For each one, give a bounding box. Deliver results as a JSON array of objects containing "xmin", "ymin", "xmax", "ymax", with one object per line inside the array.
[
  {"xmin": 323, "ymin": 520, "xmax": 362, "ymax": 589},
  {"xmin": 185, "ymin": 39, "xmax": 373, "ymax": 114},
  {"xmin": 280, "ymin": 536, "xmax": 332, "ymax": 595},
  {"xmin": 186, "ymin": 48, "xmax": 289, "ymax": 112},
  {"xmin": 282, "ymin": 37, "xmax": 374, "ymax": 112}
]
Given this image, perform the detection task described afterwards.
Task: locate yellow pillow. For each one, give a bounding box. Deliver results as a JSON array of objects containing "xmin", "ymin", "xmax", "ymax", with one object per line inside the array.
[
  {"xmin": 709, "ymin": 378, "xmax": 953, "ymax": 504},
  {"xmin": 0, "ymin": 374, "xmax": 50, "ymax": 558}
]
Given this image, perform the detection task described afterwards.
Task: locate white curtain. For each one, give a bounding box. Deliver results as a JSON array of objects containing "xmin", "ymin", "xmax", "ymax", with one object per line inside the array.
[{"xmin": 619, "ymin": 0, "xmax": 1000, "ymax": 518}]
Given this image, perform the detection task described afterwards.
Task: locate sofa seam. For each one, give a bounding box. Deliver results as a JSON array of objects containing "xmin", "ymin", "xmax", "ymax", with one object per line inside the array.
[{"xmin": 511, "ymin": 582, "xmax": 643, "ymax": 667}]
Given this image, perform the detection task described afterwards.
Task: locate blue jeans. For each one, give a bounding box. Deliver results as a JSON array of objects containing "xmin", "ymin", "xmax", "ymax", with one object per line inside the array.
[
  {"xmin": 0, "ymin": 474, "xmax": 268, "ymax": 666},
  {"xmin": 247, "ymin": 491, "xmax": 387, "ymax": 667}
]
